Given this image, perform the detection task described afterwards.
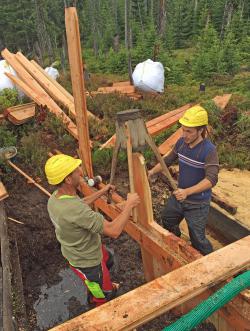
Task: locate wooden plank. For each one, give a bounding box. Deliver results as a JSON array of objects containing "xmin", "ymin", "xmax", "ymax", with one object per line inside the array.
[
  {"xmin": 31, "ymin": 60, "xmax": 74, "ymax": 102},
  {"xmin": 213, "ymin": 94, "xmax": 232, "ymax": 110},
  {"xmin": 158, "ymin": 127, "xmax": 182, "ymax": 155},
  {"xmin": 100, "ymin": 104, "xmax": 191, "ymax": 149},
  {"xmin": 0, "ymin": 182, "xmax": 9, "ymax": 201},
  {"xmin": 49, "ymin": 236, "xmax": 250, "ymax": 331},
  {"xmin": 0, "ymin": 202, "xmax": 15, "ymax": 331},
  {"xmin": 146, "ymin": 104, "xmax": 191, "ymax": 129},
  {"xmin": 78, "ymin": 181, "xmax": 250, "ymax": 329},
  {"xmin": 17, "ymin": 54, "xmax": 98, "ymax": 121},
  {"xmin": 5, "ymin": 102, "xmax": 35, "ymax": 115},
  {"xmin": 15, "ymin": 52, "xmax": 75, "ymax": 116},
  {"xmin": 97, "ymin": 85, "xmax": 135, "ymax": 94},
  {"xmin": 112, "ymin": 81, "xmax": 132, "ymax": 87},
  {"xmin": 148, "ymin": 112, "xmax": 185, "ymax": 136},
  {"xmin": 6, "ymin": 102, "xmax": 35, "ymax": 124},
  {"xmin": 65, "ymin": 7, "xmax": 93, "ymax": 178},
  {"xmin": 5, "ymin": 72, "xmax": 78, "ymax": 139}
]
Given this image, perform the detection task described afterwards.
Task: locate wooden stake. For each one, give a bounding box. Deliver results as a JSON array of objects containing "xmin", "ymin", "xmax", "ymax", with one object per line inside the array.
[{"xmin": 65, "ymin": 7, "xmax": 93, "ymax": 178}]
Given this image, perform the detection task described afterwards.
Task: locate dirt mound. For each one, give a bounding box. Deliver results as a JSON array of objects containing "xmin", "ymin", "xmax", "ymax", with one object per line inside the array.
[{"xmin": 212, "ymin": 169, "xmax": 250, "ymax": 229}]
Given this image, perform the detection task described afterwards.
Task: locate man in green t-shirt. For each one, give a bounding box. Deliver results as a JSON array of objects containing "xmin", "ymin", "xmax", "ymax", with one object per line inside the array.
[{"xmin": 45, "ymin": 154, "xmax": 140, "ymax": 307}]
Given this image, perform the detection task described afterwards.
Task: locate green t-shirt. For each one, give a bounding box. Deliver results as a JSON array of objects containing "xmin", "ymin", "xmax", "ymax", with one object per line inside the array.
[{"xmin": 47, "ymin": 191, "xmax": 104, "ymax": 268}]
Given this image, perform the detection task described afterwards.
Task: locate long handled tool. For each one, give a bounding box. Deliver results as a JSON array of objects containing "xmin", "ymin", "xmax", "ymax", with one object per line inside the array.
[
  {"xmin": 107, "ymin": 109, "xmax": 177, "ymax": 211},
  {"xmin": 0, "ymin": 146, "xmax": 51, "ymax": 197}
]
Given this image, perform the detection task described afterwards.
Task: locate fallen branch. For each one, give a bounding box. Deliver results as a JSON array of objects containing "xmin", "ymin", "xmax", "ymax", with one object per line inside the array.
[{"xmin": 7, "ymin": 217, "xmax": 24, "ymax": 225}]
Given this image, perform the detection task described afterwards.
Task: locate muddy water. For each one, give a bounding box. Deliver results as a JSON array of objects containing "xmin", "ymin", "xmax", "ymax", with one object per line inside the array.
[{"xmin": 33, "ymin": 268, "xmax": 88, "ymax": 331}]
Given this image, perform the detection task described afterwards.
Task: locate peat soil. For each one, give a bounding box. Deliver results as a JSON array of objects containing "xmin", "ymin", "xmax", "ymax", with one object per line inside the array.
[{"xmin": 5, "ymin": 172, "xmax": 216, "ymax": 331}]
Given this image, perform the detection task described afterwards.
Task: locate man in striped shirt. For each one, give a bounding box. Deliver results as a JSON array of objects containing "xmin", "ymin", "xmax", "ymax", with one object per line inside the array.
[{"xmin": 148, "ymin": 106, "xmax": 219, "ymax": 255}]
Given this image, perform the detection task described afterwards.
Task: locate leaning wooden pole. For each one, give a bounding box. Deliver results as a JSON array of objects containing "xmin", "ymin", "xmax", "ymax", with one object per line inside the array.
[
  {"xmin": 65, "ymin": 7, "xmax": 93, "ymax": 177},
  {"xmin": 0, "ymin": 202, "xmax": 15, "ymax": 331}
]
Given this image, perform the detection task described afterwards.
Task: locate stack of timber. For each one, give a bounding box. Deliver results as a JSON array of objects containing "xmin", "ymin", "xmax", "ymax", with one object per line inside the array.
[
  {"xmin": 1, "ymin": 49, "xmax": 98, "ymax": 140},
  {"xmin": 91, "ymin": 81, "xmax": 143, "ymax": 100},
  {"xmin": 4, "ymin": 102, "xmax": 35, "ymax": 125},
  {"xmin": 0, "ymin": 182, "xmax": 9, "ymax": 201}
]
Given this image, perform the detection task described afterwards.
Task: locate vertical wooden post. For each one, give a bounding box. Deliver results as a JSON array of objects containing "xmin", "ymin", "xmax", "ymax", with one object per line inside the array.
[
  {"xmin": 65, "ymin": 7, "xmax": 93, "ymax": 177},
  {"xmin": 132, "ymin": 153, "xmax": 168, "ymax": 281}
]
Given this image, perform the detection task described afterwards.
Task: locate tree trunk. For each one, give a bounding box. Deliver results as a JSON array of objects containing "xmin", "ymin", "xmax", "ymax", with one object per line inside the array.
[
  {"xmin": 61, "ymin": 33, "xmax": 67, "ymax": 74},
  {"xmin": 113, "ymin": 34, "xmax": 120, "ymax": 52},
  {"xmin": 125, "ymin": 0, "xmax": 130, "ymax": 49},
  {"xmin": 137, "ymin": 0, "xmax": 144, "ymax": 33},
  {"xmin": 220, "ymin": 0, "xmax": 234, "ymax": 39},
  {"xmin": 158, "ymin": 0, "xmax": 166, "ymax": 37},
  {"xmin": 34, "ymin": 0, "xmax": 54, "ymax": 63}
]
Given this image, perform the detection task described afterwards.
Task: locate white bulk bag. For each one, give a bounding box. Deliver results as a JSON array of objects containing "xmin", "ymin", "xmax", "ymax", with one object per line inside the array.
[
  {"xmin": 0, "ymin": 60, "xmax": 17, "ymax": 90},
  {"xmin": 132, "ymin": 59, "xmax": 164, "ymax": 93},
  {"xmin": 0, "ymin": 60, "xmax": 24, "ymax": 97},
  {"xmin": 45, "ymin": 67, "xmax": 59, "ymax": 80}
]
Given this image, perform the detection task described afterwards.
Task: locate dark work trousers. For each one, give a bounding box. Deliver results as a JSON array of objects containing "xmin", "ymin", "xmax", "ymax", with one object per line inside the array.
[
  {"xmin": 70, "ymin": 245, "xmax": 116, "ymax": 307},
  {"xmin": 161, "ymin": 195, "xmax": 213, "ymax": 255}
]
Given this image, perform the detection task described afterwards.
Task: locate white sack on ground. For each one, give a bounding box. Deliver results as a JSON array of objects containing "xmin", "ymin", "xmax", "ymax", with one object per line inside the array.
[
  {"xmin": 0, "ymin": 60, "xmax": 17, "ymax": 90},
  {"xmin": 0, "ymin": 60, "xmax": 24, "ymax": 97},
  {"xmin": 132, "ymin": 59, "xmax": 164, "ymax": 93},
  {"xmin": 45, "ymin": 67, "xmax": 60, "ymax": 80}
]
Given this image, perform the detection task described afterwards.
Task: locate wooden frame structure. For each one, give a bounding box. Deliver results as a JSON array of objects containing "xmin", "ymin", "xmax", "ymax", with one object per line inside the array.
[{"xmin": 49, "ymin": 7, "xmax": 250, "ymax": 331}]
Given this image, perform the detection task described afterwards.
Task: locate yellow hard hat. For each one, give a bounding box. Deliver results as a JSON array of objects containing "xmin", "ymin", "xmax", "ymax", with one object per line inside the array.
[
  {"xmin": 179, "ymin": 105, "xmax": 208, "ymax": 127},
  {"xmin": 45, "ymin": 154, "xmax": 82, "ymax": 185}
]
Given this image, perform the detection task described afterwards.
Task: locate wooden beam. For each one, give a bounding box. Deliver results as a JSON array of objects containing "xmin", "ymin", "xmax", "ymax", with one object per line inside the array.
[
  {"xmin": 133, "ymin": 153, "xmax": 161, "ymax": 281},
  {"xmin": 97, "ymin": 85, "xmax": 135, "ymax": 94},
  {"xmin": 49, "ymin": 236, "xmax": 250, "ymax": 331},
  {"xmin": 31, "ymin": 60, "xmax": 75, "ymax": 102},
  {"xmin": 0, "ymin": 202, "xmax": 15, "ymax": 331},
  {"xmin": 5, "ymin": 72, "xmax": 78, "ymax": 139},
  {"xmin": 79, "ymin": 181, "xmax": 198, "ymax": 265},
  {"xmin": 213, "ymin": 94, "xmax": 232, "ymax": 110},
  {"xmin": 158, "ymin": 127, "xmax": 182, "ymax": 155},
  {"xmin": 78, "ymin": 181, "xmax": 250, "ymax": 329},
  {"xmin": 15, "ymin": 52, "xmax": 75, "ymax": 116},
  {"xmin": 0, "ymin": 182, "xmax": 9, "ymax": 201},
  {"xmin": 65, "ymin": 7, "xmax": 93, "ymax": 178},
  {"xmin": 16, "ymin": 53, "xmax": 97, "ymax": 121}
]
